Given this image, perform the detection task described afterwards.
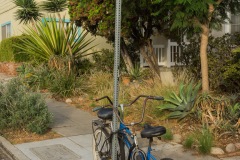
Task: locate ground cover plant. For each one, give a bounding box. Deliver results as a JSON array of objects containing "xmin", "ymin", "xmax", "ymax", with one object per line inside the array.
[{"xmin": 0, "ymin": 78, "xmax": 52, "ymax": 134}]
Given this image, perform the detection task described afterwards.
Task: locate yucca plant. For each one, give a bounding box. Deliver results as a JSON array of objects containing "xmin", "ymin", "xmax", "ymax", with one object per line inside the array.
[
  {"xmin": 157, "ymin": 81, "xmax": 201, "ymax": 119},
  {"xmin": 13, "ymin": 0, "xmax": 42, "ymax": 25},
  {"xmin": 15, "ymin": 17, "xmax": 96, "ymax": 71}
]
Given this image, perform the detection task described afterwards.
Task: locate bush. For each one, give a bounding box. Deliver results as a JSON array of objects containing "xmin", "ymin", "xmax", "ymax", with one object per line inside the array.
[
  {"xmin": 92, "ymin": 49, "xmax": 127, "ymax": 73},
  {"xmin": 162, "ymin": 129, "xmax": 173, "ymax": 140},
  {"xmin": 0, "ymin": 78, "xmax": 52, "ymax": 134},
  {"xmin": 17, "ymin": 63, "xmax": 51, "ymax": 90},
  {"xmin": 180, "ymin": 32, "xmax": 240, "ymax": 92},
  {"xmin": 183, "ymin": 136, "xmax": 194, "ymax": 149},
  {"xmin": 197, "ymin": 128, "xmax": 213, "ymax": 154},
  {"xmin": 0, "ymin": 35, "xmax": 30, "ymax": 62},
  {"xmin": 49, "ymin": 69, "xmax": 83, "ymax": 98}
]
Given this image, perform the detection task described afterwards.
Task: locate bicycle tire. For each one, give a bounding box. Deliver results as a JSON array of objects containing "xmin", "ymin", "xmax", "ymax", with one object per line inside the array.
[
  {"xmin": 131, "ymin": 148, "xmax": 146, "ymax": 160},
  {"xmin": 93, "ymin": 127, "xmax": 124, "ymax": 160},
  {"xmin": 92, "ymin": 127, "xmax": 111, "ymax": 160}
]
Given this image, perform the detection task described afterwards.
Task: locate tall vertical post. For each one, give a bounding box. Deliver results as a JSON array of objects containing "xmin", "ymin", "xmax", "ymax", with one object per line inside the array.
[{"xmin": 112, "ymin": 0, "xmax": 122, "ymax": 159}]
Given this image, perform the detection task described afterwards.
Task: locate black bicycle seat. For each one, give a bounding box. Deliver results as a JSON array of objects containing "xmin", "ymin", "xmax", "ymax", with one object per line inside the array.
[
  {"xmin": 97, "ymin": 108, "xmax": 113, "ymax": 120},
  {"xmin": 141, "ymin": 124, "xmax": 166, "ymax": 138}
]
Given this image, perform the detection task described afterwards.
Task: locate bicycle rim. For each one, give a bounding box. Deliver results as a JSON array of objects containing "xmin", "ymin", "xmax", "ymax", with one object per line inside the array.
[
  {"xmin": 131, "ymin": 149, "xmax": 146, "ymax": 160},
  {"xmin": 92, "ymin": 128, "xmax": 111, "ymax": 160}
]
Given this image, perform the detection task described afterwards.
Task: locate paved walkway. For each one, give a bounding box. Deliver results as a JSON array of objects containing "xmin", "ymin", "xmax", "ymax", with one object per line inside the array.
[{"xmin": 1, "ymin": 73, "xmax": 240, "ymax": 160}]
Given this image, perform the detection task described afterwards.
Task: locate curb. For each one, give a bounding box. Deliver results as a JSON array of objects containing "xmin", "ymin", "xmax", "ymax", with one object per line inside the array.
[{"xmin": 0, "ymin": 136, "xmax": 30, "ymax": 160}]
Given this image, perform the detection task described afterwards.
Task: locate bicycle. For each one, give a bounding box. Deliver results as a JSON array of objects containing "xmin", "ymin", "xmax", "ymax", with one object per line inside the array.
[{"xmin": 92, "ymin": 95, "xmax": 173, "ymax": 160}]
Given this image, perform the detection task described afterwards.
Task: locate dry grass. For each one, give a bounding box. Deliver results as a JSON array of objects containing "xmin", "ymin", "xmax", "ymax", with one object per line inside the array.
[{"xmin": 1, "ymin": 129, "xmax": 62, "ymax": 144}]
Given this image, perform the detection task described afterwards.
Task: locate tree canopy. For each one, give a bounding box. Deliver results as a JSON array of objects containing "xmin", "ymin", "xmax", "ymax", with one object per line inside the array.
[{"xmin": 69, "ymin": 0, "xmax": 170, "ymax": 78}]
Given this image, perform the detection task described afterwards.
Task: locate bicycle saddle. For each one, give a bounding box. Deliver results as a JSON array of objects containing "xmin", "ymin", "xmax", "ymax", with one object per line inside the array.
[
  {"xmin": 97, "ymin": 108, "xmax": 113, "ymax": 120},
  {"xmin": 141, "ymin": 124, "xmax": 166, "ymax": 138}
]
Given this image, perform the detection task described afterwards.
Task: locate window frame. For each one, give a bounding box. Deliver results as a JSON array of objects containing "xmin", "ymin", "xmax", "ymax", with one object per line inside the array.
[
  {"xmin": 1, "ymin": 21, "xmax": 11, "ymax": 40},
  {"xmin": 231, "ymin": 13, "xmax": 240, "ymax": 34}
]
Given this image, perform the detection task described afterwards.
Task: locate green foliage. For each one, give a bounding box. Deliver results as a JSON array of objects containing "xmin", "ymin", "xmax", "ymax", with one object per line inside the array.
[
  {"xmin": 227, "ymin": 103, "xmax": 240, "ymax": 124},
  {"xmin": 0, "ymin": 78, "xmax": 52, "ymax": 134},
  {"xmin": 40, "ymin": 0, "xmax": 67, "ymax": 13},
  {"xmin": 183, "ymin": 136, "xmax": 194, "ymax": 149},
  {"xmin": 17, "ymin": 63, "xmax": 84, "ymax": 98},
  {"xmin": 13, "ymin": 0, "xmax": 42, "ymax": 24},
  {"xmin": 15, "ymin": 17, "xmax": 96, "ymax": 70},
  {"xmin": 92, "ymin": 49, "xmax": 115, "ymax": 73},
  {"xmin": 49, "ymin": 69, "xmax": 83, "ymax": 98},
  {"xmin": 159, "ymin": 0, "xmax": 240, "ymax": 37},
  {"xmin": 181, "ymin": 32, "xmax": 240, "ymax": 92},
  {"xmin": 0, "ymin": 35, "xmax": 30, "ymax": 62},
  {"xmin": 162, "ymin": 129, "xmax": 173, "ymax": 140},
  {"xmin": 197, "ymin": 128, "xmax": 213, "ymax": 154},
  {"xmin": 92, "ymin": 49, "xmax": 126, "ymax": 73},
  {"xmin": 223, "ymin": 51, "xmax": 240, "ymax": 91},
  {"xmin": 17, "ymin": 63, "xmax": 51, "ymax": 90},
  {"xmin": 158, "ymin": 82, "xmax": 201, "ymax": 119},
  {"xmin": 129, "ymin": 63, "xmax": 142, "ymax": 80}
]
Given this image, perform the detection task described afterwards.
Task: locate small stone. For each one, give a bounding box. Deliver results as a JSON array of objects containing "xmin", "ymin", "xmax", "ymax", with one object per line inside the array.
[
  {"xmin": 65, "ymin": 98, "xmax": 72, "ymax": 103},
  {"xmin": 211, "ymin": 147, "xmax": 225, "ymax": 155},
  {"xmin": 226, "ymin": 143, "xmax": 236, "ymax": 153},
  {"xmin": 172, "ymin": 134, "xmax": 182, "ymax": 143},
  {"xmin": 235, "ymin": 143, "xmax": 240, "ymax": 150}
]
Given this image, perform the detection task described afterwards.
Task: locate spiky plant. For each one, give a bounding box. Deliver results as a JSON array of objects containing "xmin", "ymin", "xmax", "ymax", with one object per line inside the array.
[
  {"xmin": 40, "ymin": 0, "xmax": 67, "ymax": 13},
  {"xmin": 157, "ymin": 81, "xmax": 201, "ymax": 119},
  {"xmin": 13, "ymin": 0, "xmax": 42, "ymax": 24},
  {"xmin": 15, "ymin": 17, "xmax": 96, "ymax": 71}
]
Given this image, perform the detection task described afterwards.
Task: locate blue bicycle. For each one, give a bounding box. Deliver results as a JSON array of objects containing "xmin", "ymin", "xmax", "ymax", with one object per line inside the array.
[{"xmin": 92, "ymin": 95, "xmax": 173, "ymax": 160}]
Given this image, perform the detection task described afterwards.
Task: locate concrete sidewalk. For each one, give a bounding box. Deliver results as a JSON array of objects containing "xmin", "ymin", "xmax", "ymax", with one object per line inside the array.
[
  {"xmin": 2, "ymin": 97, "xmax": 239, "ymax": 160},
  {"xmin": 1, "ymin": 72, "xmax": 240, "ymax": 160}
]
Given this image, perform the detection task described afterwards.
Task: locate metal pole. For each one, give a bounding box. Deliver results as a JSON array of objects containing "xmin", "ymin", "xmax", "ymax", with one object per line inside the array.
[{"xmin": 112, "ymin": 0, "xmax": 122, "ymax": 159}]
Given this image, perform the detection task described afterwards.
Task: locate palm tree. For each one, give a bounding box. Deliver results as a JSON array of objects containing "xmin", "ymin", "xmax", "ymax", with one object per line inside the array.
[
  {"xmin": 13, "ymin": 0, "xmax": 42, "ymax": 25},
  {"xmin": 41, "ymin": 0, "xmax": 73, "ymax": 72}
]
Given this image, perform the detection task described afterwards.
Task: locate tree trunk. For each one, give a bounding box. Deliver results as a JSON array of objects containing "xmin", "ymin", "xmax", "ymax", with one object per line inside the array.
[
  {"xmin": 140, "ymin": 45, "xmax": 161, "ymax": 82},
  {"xmin": 120, "ymin": 39, "xmax": 134, "ymax": 73},
  {"xmin": 200, "ymin": 24, "xmax": 210, "ymax": 92}
]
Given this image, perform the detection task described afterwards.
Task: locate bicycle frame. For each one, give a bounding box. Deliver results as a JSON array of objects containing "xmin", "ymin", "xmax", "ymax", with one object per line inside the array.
[{"xmin": 118, "ymin": 122, "xmax": 157, "ymax": 160}]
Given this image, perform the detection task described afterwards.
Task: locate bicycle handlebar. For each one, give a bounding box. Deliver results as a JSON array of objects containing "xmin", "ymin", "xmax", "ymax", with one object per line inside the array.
[
  {"xmin": 95, "ymin": 96, "xmax": 113, "ymax": 105},
  {"xmin": 125, "ymin": 95, "xmax": 164, "ymax": 107}
]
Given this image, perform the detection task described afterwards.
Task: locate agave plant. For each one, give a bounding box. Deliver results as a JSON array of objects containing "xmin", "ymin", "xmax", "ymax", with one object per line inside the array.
[
  {"xmin": 15, "ymin": 17, "xmax": 96, "ymax": 70},
  {"xmin": 158, "ymin": 82, "xmax": 201, "ymax": 119}
]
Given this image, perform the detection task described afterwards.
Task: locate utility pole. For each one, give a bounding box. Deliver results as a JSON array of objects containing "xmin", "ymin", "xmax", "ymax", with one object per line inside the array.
[{"xmin": 112, "ymin": 0, "xmax": 122, "ymax": 159}]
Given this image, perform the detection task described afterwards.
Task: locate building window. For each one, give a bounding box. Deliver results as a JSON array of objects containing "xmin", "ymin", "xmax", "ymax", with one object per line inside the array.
[
  {"xmin": 1, "ymin": 22, "xmax": 11, "ymax": 40},
  {"xmin": 231, "ymin": 14, "xmax": 240, "ymax": 33}
]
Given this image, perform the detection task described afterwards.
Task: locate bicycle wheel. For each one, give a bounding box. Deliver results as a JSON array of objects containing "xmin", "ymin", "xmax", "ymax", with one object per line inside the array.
[
  {"xmin": 92, "ymin": 127, "xmax": 111, "ymax": 160},
  {"xmin": 131, "ymin": 148, "xmax": 146, "ymax": 160}
]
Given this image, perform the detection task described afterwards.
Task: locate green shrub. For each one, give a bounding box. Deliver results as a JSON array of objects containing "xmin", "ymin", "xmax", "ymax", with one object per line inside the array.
[
  {"xmin": 223, "ymin": 51, "xmax": 240, "ymax": 92},
  {"xmin": 197, "ymin": 128, "xmax": 213, "ymax": 154},
  {"xmin": 92, "ymin": 49, "xmax": 127, "ymax": 73},
  {"xmin": 49, "ymin": 69, "xmax": 83, "ymax": 98},
  {"xmin": 180, "ymin": 32, "xmax": 240, "ymax": 92},
  {"xmin": 0, "ymin": 78, "xmax": 52, "ymax": 134},
  {"xmin": 162, "ymin": 129, "xmax": 173, "ymax": 140},
  {"xmin": 17, "ymin": 63, "xmax": 51, "ymax": 90},
  {"xmin": 183, "ymin": 136, "xmax": 194, "ymax": 149},
  {"xmin": 0, "ymin": 35, "xmax": 30, "ymax": 62}
]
